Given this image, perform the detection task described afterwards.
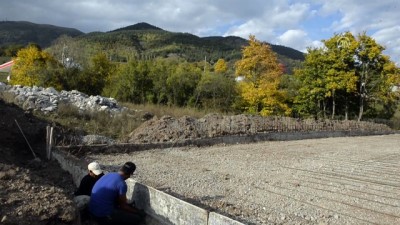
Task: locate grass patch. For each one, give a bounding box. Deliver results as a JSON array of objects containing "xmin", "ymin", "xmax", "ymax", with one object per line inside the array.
[
  {"xmin": 389, "ymin": 105, "xmax": 400, "ymax": 130},
  {"xmin": 0, "ymin": 72, "xmax": 8, "ymax": 83},
  {"xmin": 35, "ymin": 102, "xmax": 229, "ymax": 143},
  {"xmin": 35, "ymin": 103, "xmax": 143, "ymax": 142},
  {"xmin": 121, "ymin": 103, "xmax": 228, "ymax": 119}
]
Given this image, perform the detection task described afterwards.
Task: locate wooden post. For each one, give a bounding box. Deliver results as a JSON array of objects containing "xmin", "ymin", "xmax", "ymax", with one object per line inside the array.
[
  {"xmin": 48, "ymin": 127, "xmax": 54, "ymax": 160},
  {"xmin": 15, "ymin": 119, "xmax": 37, "ymax": 160},
  {"xmin": 46, "ymin": 126, "xmax": 50, "ymax": 160}
]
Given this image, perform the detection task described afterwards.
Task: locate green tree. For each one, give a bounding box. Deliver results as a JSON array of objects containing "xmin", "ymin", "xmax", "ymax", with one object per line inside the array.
[
  {"xmin": 235, "ymin": 35, "xmax": 290, "ymax": 116},
  {"xmin": 295, "ymin": 32, "xmax": 400, "ymax": 120},
  {"xmin": 166, "ymin": 62, "xmax": 202, "ymax": 106},
  {"xmin": 294, "ymin": 48, "xmax": 329, "ymax": 118},
  {"xmin": 194, "ymin": 72, "xmax": 237, "ymax": 111},
  {"xmin": 323, "ymin": 32, "xmax": 358, "ymax": 119},
  {"xmin": 2, "ymin": 44, "xmax": 25, "ymax": 57},
  {"xmin": 79, "ymin": 52, "xmax": 115, "ymax": 95},
  {"xmin": 148, "ymin": 58, "xmax": 179, "ymax": 104},
  {"xmin": 103, "ymin": 60, "xmax": 153, "ymax": 103},
  {"xmin": 354, "ymin": 33, "xmax": 400, "ymax": 120}
]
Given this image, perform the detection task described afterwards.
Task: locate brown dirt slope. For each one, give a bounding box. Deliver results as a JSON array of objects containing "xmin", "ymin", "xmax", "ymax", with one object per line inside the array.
[
  {"xmin": 0, "ymin": 99, "xmax": 77, "ymax": 225},
  {"xmin": 128, "ymin": 114, "xmax": 392, "ymax": 144}
]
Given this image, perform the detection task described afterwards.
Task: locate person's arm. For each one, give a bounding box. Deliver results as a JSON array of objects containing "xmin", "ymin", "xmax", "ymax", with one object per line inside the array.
[
  {"xmin": 117, "ymin": 195, "xmax": 141, "ymax": 213},
  {"xmin": 75, "ymin": 175, "xmax": 93, "ymax": 196},
  {"xmin": 75, "ymin": 176, "xmax": 88, "ymax": 196}
]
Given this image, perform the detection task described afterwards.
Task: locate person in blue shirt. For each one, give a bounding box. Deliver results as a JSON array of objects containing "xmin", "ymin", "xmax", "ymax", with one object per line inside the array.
[{"xmin": 89, "ymin": 162, "xmax": 145, "ymax": 225}]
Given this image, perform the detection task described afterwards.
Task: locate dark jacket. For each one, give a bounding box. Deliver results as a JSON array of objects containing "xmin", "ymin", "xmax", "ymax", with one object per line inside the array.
[{"xmin": 75, "ymin": 173, "xmax": 104, "ymax": 196}]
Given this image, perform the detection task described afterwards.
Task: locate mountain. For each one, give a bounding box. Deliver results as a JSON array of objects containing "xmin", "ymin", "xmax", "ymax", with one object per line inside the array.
[
  {"xmin": 0, "ymin": 21, "xmax": 84, "ymax": 47},
  {"xmin": 0, "ymin": 21, "xmax": 303, "ymax": 72},
  {"xmin": 111, "ymin": 22, "xmax": 163, "ymax": 32}
]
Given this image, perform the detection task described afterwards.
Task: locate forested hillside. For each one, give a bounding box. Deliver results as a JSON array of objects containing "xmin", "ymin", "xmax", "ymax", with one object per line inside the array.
[
  {"xmin": 0, "ymin": 21, "xmax": 83, "ymax": 47},
  {"xmin": 47, "ymin": 22, "xmax": 303, "ymax": 73},
  {"xmin": 4, "ymin": 22, "xmax": 400, "ymax": 123},
  {"xmin": 0, "ymin": 21, "xmax": 304, "ymax": 73}
]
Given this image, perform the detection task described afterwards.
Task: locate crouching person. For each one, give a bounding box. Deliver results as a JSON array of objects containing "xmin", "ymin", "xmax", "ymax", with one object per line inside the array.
[
  {"xmin": 74, "ymin": 162, "xmax": 104, "ymax": 220},
  {"xmin": 89, "ymin": 162, "xmax": 145, "ymax": 225}
]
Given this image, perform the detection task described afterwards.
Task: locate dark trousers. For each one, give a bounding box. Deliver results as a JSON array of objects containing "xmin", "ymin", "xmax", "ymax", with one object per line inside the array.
[{"xmin": 93, "ymin": 209, "xmax": 143, "ymax": 225}]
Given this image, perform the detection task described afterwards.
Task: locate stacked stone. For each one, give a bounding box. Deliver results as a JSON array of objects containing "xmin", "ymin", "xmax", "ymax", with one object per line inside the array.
[{"xmin": 0, "ymin": 83, "xmax": 123, "ymax": 113}]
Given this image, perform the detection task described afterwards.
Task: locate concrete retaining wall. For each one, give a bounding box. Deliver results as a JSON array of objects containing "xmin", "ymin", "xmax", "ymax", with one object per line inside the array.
[
  {"xmin": 52, "ymin": 150, "xmax": 87, "ymax": 186},
  {"xmin": 127, "ymin": 180, "xmax": 209, "ymax": 225},
  {"xmin": 53, "ymin": 150, "xmax": 245, "ymax": 225},
  {"xmin": 57, "ymin": 130, "xmax": 396, "ymax": 156},
  {"xmin": 208, "ymin": 213, "xmax": 245, "ymax": 225}
]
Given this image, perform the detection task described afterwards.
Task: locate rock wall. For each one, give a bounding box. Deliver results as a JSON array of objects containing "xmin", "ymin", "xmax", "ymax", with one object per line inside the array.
[{"xmin": 0, "ymin": 83, "xmax": 123, "ymax": 113}]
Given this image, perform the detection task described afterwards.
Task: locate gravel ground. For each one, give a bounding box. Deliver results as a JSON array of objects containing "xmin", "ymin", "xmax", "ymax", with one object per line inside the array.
[{"xmin": 87, "ymin": 134, "xmax": 400, "ymax": 225}]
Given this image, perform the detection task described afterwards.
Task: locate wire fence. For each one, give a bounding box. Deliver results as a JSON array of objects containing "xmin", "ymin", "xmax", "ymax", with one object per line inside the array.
[
  {"xmin": 195, "ymin": 116, "xmax": 393, "ymax": 138},
  {"xmin": 56, "ymin": 115, "xmax": 394, "ymax": 147}
]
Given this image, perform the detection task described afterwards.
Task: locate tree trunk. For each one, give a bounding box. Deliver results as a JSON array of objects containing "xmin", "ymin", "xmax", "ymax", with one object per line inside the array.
[
  {"xmin": 345, "ymin": 98, "xmax": 349, "ymax": 121},
  {"xmin": 358, "ymin": 95, "xmax": 364, "ymax": 121},
  {"xmin": 323, "ymin": 101, "xmax": 327, "ymax": 119},
  {"xmin": 331, "ymin": 90, "xmax": 335, "ymax": 119},
  {"xmin": 358, "ymin": 63, "xmax": 367, "ymax": 122}
]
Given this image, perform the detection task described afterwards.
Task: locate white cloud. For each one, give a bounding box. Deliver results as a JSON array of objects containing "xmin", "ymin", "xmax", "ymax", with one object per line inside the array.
[
  {"xmin": 317, "ymin": 0, "xmax": 400, "ymax": 63},
  {"xmin": 224, "ymin": 2, "xmax": 311, "ymax": 40},
  {"xmin": 275, "ymin": 30, "xmax": 323, "ymax": 52},
  {"xmin": 224, "ymin": 20, "xmax": 276, "ymax": 41},
  {"xmin": 372, "ymin": 26, "xmax": 400, "ymax": 63},
  {"xmin": 277, "ymin": 30, "xmax": 308, "ymax": 51}
]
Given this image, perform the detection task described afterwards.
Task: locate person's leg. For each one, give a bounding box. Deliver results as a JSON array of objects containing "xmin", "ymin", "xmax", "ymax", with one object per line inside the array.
[
  {"xmin": 90, "ymin": 215, "xmax": 112, "ymax": 225},
  {"xmin": 108, "ymin": 209, "xmax": 143, "ymax": 225}
]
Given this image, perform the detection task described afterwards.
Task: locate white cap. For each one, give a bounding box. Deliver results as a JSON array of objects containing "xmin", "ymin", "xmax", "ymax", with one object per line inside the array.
[{"xmin": 88, "ymin": 162, "xmax": 102, "ymax": 175}]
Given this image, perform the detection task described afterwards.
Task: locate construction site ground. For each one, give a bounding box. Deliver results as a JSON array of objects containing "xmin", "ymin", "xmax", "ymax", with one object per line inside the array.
[
  {"xmin": 0, "ymin": 100, "xmax": 77, "ymax": 225},
  {"xmin": 88, "ymin": 134, "xmax": 400, "ymax": 225}
]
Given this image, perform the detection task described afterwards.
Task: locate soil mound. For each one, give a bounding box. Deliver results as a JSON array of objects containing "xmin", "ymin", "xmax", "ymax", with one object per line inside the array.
[
  {"xmin": 128, "ymin": 114, "xmax": 392, "ymax": 144},
  {"xmin": 129, "ymin": 114, "xmax": 273, "ymax": 143},
  {"xmin": 0, "ymin": 99, "xmax": 77, "ymax": 225}
]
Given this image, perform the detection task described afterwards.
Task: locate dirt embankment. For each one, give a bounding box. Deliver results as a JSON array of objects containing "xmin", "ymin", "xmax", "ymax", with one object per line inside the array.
[
  {"xmin": 128, "ymin": 114, "xmax": 392, "ymax": 144},
  {"xmin": 0, "ymin": 99, "xmax": 77, "ymax": 225}
]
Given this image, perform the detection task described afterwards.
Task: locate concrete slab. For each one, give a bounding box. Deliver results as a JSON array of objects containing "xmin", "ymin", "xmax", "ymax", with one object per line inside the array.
[
  {"xmin": 208, "ymin": 212, "xmax": 246, "ymax": 225},
  {"xmin": 126, "ymin": 179, "xmax": 209, "ymax": 225},
  {"xmin": 52, "ymin": 150, "xmax": 87, "ymax": 186}
]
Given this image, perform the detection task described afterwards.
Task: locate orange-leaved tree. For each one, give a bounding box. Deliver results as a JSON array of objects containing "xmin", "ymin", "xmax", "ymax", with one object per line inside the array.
[
  {"xmin": 235, "ymin": 35, "xmax": 290, "ymax": 116},
  {"xmin": 214, "ymin": 58, "xmax": 228, "ymax": 74},
  {"xmin": 11, "ymin": 45, "xmax": 64, "ymax": 89}
]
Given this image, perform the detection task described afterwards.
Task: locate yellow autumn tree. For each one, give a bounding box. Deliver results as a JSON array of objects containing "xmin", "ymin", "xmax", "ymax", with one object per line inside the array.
[
  {"xmin": 214, "ymin": 58, "xmax": 228, "ymax": 74},
  {"xmin": 11, "ymin": 45, "xmax": 63, "ymax": 89},
  {"xmin": 235, "ymin": 35, "xmax": 290, "ymax": 116}
]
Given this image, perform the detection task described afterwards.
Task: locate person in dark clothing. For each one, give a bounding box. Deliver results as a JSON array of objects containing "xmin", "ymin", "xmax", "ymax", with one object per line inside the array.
[
  {"xmin": 74, "ymin": 161, "xmax": 104, "ymax": 222},
  {"xmin": 89, "ymin": 162, "xmax": 145, "ymax": 225},
  {"xmin": 75, "ymin": 161, "xmax": 104, "ymax": 196}
]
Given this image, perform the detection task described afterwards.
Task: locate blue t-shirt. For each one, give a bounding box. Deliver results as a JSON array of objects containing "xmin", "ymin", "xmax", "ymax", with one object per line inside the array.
[{"xmin": 89, "ymin": 172, "xmax": 127, "ymax": 217}]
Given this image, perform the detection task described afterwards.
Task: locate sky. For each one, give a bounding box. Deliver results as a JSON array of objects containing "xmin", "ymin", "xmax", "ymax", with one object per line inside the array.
[{"xmin": 1, "ymin": 0, "xmax": 399, "ymax": 64}]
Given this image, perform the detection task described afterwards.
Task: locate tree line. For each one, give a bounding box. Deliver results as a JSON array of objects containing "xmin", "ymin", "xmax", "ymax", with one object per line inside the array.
[{"xmin": 8, "ymin": 32, "xmax": 400, "ymax": 121}]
